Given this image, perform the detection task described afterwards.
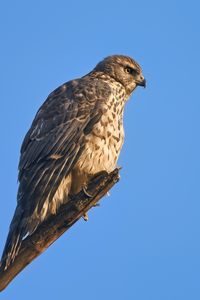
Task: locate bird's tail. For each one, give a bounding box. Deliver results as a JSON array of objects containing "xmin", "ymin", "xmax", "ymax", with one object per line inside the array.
[{"xmin": 0, "ymin": 206, "xmax": 24, "ymax": 270}]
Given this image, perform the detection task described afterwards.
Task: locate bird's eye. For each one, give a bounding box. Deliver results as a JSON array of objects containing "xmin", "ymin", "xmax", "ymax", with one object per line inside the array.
[
  {"xmin": 124, "ymin": 67, "xmax": 136, "ymax": 75},
  {"xmin": 125, "ymin": 67, "xmax": 132, "ymax": 74}
]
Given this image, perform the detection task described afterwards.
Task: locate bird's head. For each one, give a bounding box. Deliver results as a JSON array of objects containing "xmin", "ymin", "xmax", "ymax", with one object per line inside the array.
[{"xmin": 94, "ymin": 55, "xmax": 146, "ymax": 95}]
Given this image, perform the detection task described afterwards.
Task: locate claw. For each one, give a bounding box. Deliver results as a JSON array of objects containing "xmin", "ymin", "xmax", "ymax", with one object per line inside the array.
[{"xmin": 83, "ymin": 186, "xmax": 93, "ymax": 198}]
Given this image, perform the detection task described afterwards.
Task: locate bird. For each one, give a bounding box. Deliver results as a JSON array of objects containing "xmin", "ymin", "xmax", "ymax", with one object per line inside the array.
[{"xmin": 1, "ymin": 55, "xmax": 146, "ymax": 270}]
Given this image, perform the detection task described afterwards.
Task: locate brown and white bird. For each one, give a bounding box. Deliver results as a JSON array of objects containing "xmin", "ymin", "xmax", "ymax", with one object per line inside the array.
[{"xmin": 1, "ymin": 55, "xmax": 146, "ymax": 269}]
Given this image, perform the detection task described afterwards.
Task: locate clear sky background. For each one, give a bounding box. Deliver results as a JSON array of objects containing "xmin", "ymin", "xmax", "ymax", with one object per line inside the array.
[{"xmin": 0, "ymin": 1, "xmax": 200, "ymax": 299}]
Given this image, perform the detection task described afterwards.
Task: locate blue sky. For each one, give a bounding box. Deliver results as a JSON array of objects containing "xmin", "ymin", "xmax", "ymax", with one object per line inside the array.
[{"xmin": 0, "ymin": 0, "xmax": 200, "ymax": 299}]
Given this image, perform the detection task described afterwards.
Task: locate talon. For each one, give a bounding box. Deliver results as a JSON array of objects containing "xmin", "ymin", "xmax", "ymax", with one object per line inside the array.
[
  {"xmin": 83, "ymin": 213, "xmax": 89, "ymax": 221},
  {"xmin": 83, "ymin": 186, "xmax": 93, "ymax": 198},
  {"xmin": 93, "ymin": 203, "xmax": 100, "ymax": 207}
]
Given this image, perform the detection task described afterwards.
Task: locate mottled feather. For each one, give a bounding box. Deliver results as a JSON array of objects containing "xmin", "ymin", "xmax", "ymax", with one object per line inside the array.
[{"xmin": 1, "ymin": 55, "xmax": 145, "ymax": 269}]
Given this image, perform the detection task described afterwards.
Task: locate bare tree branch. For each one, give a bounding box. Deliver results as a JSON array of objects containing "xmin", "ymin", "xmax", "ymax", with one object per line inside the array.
[{"xmin": 0, "ymin": 168, "xmax": 120, "ymax": 292}]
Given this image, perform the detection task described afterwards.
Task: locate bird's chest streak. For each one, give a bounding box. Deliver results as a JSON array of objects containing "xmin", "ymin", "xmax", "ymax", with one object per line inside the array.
[{"xmin": 76, "ymin": 94, "xmax": 126, "ymax": 174}]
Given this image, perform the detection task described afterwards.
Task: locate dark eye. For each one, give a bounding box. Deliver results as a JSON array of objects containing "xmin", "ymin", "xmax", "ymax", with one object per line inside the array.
[{"xmin": 124, "ymin": 67, "xmax": 136, "ymax": 75}]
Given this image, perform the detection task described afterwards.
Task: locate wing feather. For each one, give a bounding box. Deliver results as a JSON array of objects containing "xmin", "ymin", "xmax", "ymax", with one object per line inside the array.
[{"xmin": 1, "ymin": 77, "xmax": 111, "ymax": 268}]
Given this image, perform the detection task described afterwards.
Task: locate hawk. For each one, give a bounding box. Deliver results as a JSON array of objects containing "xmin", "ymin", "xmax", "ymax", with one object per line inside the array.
[{"xmin": 1, "ymin": 55, "xmax": 146, "ymax": 269}]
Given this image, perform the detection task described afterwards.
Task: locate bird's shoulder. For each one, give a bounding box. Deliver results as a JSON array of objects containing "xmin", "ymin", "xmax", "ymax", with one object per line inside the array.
[
  {"xmin": 19, "ymin": 75, "xmax": 112, "ymax": 173},
  {"xmin": 32, "ymin": 75, "xmax": 112, "ymax": 124}
]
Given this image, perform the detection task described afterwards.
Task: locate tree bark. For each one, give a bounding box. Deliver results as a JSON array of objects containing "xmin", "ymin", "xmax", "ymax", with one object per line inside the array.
[{"xmin": 0, "ymin": 168, "xmax": 120, "ymax": 292}]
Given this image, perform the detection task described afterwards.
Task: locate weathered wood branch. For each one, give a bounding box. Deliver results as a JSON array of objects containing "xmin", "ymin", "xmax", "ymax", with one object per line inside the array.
[{"xmin": 0, "ymin": 168, "xmax": 120, "ymax": 292}]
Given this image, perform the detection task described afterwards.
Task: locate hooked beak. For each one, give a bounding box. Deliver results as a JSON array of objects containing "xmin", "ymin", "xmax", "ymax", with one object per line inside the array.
[{"xmin": 136, "ymin": 78, "xmax": 146, "ymax": 88}]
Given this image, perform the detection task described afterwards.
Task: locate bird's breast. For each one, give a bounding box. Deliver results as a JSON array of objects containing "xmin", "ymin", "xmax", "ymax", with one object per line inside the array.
[{"xmin": 76, "ymin": 96, "xmax": 125, "ymax": 175}]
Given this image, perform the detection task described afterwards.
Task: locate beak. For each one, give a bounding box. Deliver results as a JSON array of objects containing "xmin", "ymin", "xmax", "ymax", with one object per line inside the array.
[{"xmin": 137, "ymin": 78, "xmax": 146, "ymax": 88}]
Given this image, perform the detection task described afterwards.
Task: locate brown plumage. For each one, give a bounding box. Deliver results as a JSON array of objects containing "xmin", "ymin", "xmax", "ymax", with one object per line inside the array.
[{"xmin": 1, "ymin": 55, "xmax": 146, "ymax": 269}]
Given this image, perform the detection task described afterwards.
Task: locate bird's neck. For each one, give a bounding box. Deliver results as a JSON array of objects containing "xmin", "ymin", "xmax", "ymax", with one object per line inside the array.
[{"xmin": 84, "ymin": 71, "xmax": 129, "ymax": 100}]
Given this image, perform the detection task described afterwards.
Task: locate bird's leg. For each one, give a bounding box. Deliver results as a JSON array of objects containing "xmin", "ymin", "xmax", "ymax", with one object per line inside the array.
[
  {"xmin": 81, "ymin": 183, "xmax": 94, "ymax": 221},
  {"xmin": 82, "ymin": 184, "xmax": 93, "ymax": 221},
  {"xmin": 81, "ymin": 170, "xmax": 111, "ymax": 219},
  {"xmin": 82, "ymin": 171, "xmax": 109, "ymax": 198},
  {"xmin": 81, "ymin": 189, "xmax": 101, "ymax": 221}
]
